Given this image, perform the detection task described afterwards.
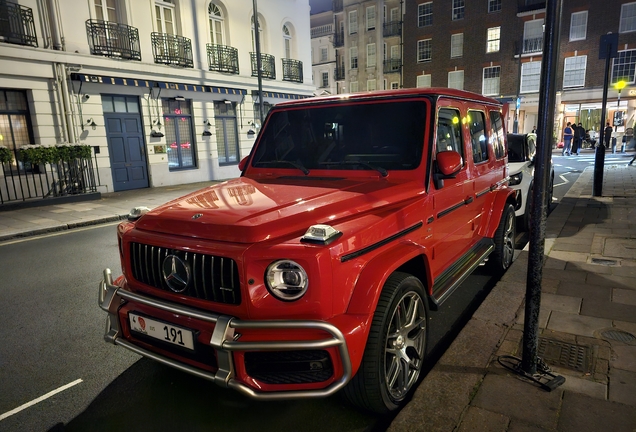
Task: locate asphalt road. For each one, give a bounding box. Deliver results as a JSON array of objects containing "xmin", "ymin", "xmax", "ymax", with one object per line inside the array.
[{"xmin": 4, "ymin": 150, "xmax": 625, "ymax": 431}]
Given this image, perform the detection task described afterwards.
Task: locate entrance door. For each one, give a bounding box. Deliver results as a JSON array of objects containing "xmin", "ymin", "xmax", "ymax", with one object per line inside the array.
[{"xmin": 103, "ymin": 95, "xmax": 148, "ymax": 191}]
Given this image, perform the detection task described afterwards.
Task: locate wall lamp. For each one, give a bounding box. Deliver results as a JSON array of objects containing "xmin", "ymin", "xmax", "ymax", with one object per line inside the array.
[{"xmin": 86, "ymin": 118, "xmax": 97, "ymax": 128}]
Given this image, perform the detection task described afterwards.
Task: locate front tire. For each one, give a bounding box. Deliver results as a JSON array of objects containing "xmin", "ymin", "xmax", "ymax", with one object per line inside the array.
[
  {"xmin": 344, "ymin": 272, "xmax": 428, "ymax": 413},
  {"xmin": 488, "ymin": 204, "xmax": 516, "ymax": 274}
]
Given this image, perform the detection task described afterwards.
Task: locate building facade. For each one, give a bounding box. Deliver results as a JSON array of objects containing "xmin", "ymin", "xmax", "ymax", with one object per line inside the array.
[{"xmin": 0, "ymin": 0, "xmax": 314, "ymax": 196}]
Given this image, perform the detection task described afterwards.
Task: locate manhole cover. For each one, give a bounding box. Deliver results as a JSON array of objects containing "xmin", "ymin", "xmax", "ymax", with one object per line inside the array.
[
  {"xmin": 591, "ymin": 258, "xmax": 618, "ymax": 266},
  {"xmin": 601, "ymin": 330, "xmax": 636, "ymax": 343},
  {"xmin": 535, "ymin": 338, "xmax": 591, "ymax": 373}
]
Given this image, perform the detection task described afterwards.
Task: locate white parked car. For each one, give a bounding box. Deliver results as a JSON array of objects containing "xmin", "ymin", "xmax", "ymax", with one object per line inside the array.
[{"xmin": 507, "ymin": 133, "xmax": 554, "ymax": 231}]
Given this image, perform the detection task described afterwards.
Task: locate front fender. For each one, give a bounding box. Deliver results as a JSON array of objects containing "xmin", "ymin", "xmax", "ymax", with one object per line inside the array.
[
  {"xmin": 484, "ymin": 188, "xmax": 517, "ymax": 238},
  {"xmin": 346, "ymin": 241, "xmax": 430, "ymax": 316}
]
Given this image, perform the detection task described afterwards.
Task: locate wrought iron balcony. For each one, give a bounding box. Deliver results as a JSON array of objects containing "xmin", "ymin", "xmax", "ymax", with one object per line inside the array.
[
  {"xmin": 282, "ymin": 59, "xmax": 303, "ymax": 83},
  {"xmin": 518, "ymin": 0, "xmax": 545, "ymax": 13},
  {"xmin": 250, "ymin": 52, "xmax": 276, "ymax": 79},
  {"xmin": 334, "ymin": 65, "xmax": 345, "ymax": 81},
  {"xmin": 522, "ymin": 36, "xmax": 543, "ymax": 54},
  {"xmin": 86, "ymin": 19, "xmax": 141, "ymax": 61},
  {"xmin": 333, "ymin": 0, "xmax": 343, "ymax": 12},
  {"xmin": 333, "ymin": 30, "xmax": 344, "ymax": 47},
  {"xmin": 0, "ymin": 1, "xmax": 37, "ymax": 47},
  {"xmin": 383, "ymin": 21, "xmax": 401, "ymax": 37},
  {"xmin": 383, "ymin": 59, "xmax": 401, "ymax": 74},
  {"xmin": 207, "ymin": 44, "xmax": 239, "ymax": 74},
  {"xmin": 151, "ymin": 32, "xmax": 193, "ymax": 68}
]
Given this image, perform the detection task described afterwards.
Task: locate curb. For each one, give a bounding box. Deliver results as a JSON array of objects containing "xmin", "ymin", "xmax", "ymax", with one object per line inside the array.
[{"xmin": 0, "ymin": 214, "xmax": 128, "ymax": 243}]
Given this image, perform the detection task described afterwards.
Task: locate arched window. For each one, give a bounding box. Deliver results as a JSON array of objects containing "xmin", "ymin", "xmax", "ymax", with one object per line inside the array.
[
  {"xmin": 282, "ymin": 24, "xmax": 292, "ymax": 59},
  {"xmin": 208, "ymin": 2, "xmax": 224, "ymax": 45},
  {"xmin": 251, "ymin": 15, "xmax": 263, "ymax": 51}
]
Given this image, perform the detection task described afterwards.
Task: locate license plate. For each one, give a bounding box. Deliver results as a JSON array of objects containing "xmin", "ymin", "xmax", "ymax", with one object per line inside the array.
[{"xmin": 129, "ymin": 313, "xmax": 195, "ymax": 350}]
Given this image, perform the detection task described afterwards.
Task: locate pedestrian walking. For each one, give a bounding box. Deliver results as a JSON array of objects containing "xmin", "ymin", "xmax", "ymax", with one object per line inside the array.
[
  {"xmin": 562, "ymin": 122, "xmax": 573, "ymax": 156},
  {"xmin": 604, "ymin": 122, "xmax": 613, "ymax": 149},
  {"xmin": 573, "ymin": 123, "xmax": 585, "ymax": 155},
  {"xmin": 532, "ymin": 126, "xmax": 537, "ymax": 134}
]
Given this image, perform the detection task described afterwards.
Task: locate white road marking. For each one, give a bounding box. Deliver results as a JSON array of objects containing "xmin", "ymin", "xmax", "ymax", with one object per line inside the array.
[
  {"xmin": 553, "ymin": 173, "xmax": 572, "ymax": 188},
  {"xmin": 0, "ymin": 379, "xmax": 83, "ymax": 421}
]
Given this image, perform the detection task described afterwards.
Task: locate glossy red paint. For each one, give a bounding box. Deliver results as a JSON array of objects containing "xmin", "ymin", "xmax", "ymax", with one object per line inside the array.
[{"xmin": 102, "ymin": 88, "xmax": 516, "ymax": 405}]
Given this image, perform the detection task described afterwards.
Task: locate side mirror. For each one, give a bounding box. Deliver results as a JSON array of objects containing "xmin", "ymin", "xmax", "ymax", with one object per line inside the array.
[
  {"xmin": 238, "ymin": 156, "xmax": 249, "ymax": 172},
  {"xmin": 436, "ymin": 151, "xmax": 462, "ymax": 176}
]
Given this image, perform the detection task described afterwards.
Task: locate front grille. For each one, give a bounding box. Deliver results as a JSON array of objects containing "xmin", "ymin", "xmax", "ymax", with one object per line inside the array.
[
  {"xmin": 130, "ymin": 242, "xmax": 241, "ymax": 305},
  {"xmin": 244, "ymin": 350, "xmax": 334, "ymax": 385}
]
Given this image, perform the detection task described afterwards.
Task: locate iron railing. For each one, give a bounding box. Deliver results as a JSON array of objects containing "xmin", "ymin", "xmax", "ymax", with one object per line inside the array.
[
  {"xmin": 333, "ymin": 30, "xmax": 344, "ymax": 47},
  {"xmin": 523, "ymin": 36, "xmax": 543, "ymax": 54},
  {"xmin": 0, "ymin": 147, "xmax": 99, "ymax": 206},
  {"xmin": 334, "ymin": 65, "xmax": 345, "ymax": 81},
  {"xmin": 151, "ymin": 32, "xmax": 193, "ymax": 68},
  {"xmin": 207, "ymin": 44, "xmax": 239, "ymax": 74},
  {"xmin": 383, "ymin": 20, "xmax": 401, "ymax": 37},
  {"xmin": 383, "ymin": 59, "xmax": 401, "ymax": 74},
  {"xmin": 250, "ymin": 52, "xmax": 276, "ymax": 79},
  {"xmin": 0, "ymin": 0, "xmax": 37, "ymax": 47},
  {"xmin": 282, "ymin": 59, "xmax": 303, "ymax": 83},
  {"xmin": 86, "ymin": 19, "xmax": 141, "ymax": 61}
]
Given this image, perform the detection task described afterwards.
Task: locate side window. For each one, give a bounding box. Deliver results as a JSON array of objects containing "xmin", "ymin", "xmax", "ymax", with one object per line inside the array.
[
  {"xmin": 436, "ymin": 108, "xmax": 464, "ymax": 159},
  {"xmin": 489, "ymin": 110, "xmax": 506, "ymax": 159},
  {"xmin": 527, "ymin": 135, "xmax": 536, "ymax": 160},
  {"xmin": 468, "ymin": 110, "xmax": 488, "ymax": 163}
]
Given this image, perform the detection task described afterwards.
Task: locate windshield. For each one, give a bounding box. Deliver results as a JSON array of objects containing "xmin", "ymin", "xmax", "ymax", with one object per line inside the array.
[{"xmin": 251, "ymin": 100, "xmax": 428, "ymax": 173}]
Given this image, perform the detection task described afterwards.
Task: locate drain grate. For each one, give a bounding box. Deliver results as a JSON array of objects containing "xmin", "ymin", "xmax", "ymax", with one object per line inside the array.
[
  {"xmin": 535, "ymin": 338, "xmax": 591, "ymax": 373},
  {"xmin": 591, "ymin": 258, "xmax": 618, "ymax": 266},
  {"xmin": 601, "ymin": 330, "xmax": 636, "ymax": 343}
]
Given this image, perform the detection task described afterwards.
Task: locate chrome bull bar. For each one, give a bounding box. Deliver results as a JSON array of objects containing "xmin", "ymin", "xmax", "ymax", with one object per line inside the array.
[{"xmin": 98, "ymin": 269, "xmax": 353, "ymax": 399}]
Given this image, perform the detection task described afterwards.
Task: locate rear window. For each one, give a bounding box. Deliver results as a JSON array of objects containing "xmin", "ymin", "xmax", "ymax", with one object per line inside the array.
[
  {"xmin": 507, "ymin": 134, "xmax": 526, "ymax": 162},
  {"xmin": 251, "ymin": 100, "xmax": 427, "ymax": 172}
]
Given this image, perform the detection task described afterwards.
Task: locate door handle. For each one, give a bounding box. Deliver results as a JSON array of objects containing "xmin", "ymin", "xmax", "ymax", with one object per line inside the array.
[{"xmin": 464, "ymin": 196, "xmax": 474, "ymax": 204}]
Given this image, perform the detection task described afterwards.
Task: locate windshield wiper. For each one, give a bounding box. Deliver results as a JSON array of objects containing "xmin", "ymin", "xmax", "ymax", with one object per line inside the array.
[
  {"xmin": 319, "ymin": 160, "xmax": 388, "ymax": 177},
  {"xmin": 254, "ymin": 160, "xmax": 310, "ymax": 175}
]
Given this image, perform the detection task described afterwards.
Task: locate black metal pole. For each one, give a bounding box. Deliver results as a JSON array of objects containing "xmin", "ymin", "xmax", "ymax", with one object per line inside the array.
[
  {"xmin": 521, "ymin": 0, "xmax": 562, "ymax": 375},
  {"xmin": 595, "ymin": 53, "xmax": 612, "ymax": 196},
  {"xmin": 252, "ymin": 0, "xmax": 264, "ymax": 126}
]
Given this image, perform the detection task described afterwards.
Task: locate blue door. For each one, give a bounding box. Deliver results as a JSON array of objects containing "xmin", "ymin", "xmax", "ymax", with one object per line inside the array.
[{"xmin": 103, "ymin": 96, "xmax": 148, "ymax": 191}]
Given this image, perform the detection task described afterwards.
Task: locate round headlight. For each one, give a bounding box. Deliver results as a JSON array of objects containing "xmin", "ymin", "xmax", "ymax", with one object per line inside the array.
[{"xmin": 265, "ymin": 260, "xmax": 308, "ymax": 301}]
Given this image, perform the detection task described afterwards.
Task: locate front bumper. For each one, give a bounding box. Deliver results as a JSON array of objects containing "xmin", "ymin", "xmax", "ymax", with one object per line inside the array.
[{"xmin": 98, "ymin": 268, "xmax": 353, "ymax": 399}]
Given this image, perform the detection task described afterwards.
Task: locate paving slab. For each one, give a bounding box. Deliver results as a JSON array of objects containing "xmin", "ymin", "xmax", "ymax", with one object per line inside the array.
[
  {"xmin": 471, "ymin": 374, "xmax": 562, "ymax": 430},
  {"xmin": 507, "ymin": 421, "xmax": 552, "ymax": 432},
  {"xmin": 559, "ymin": 387, "xmax": 636, "ymax": 432},
  {"xmin": 609, "ymin": 369, "xmax": 636, "ymax": 406},
  {"xmin": 456, "ymin": 406, "xmax": 509, "ymax": 432},
  {"xmin": 611, "ymin": 345, "xmax": 636, "ymax": 373},
  {"xmin": 554, "ymin": 373, "xmax": 607, "ymax": 400},
  {"xmin": 613, "ymin": 288, "xmax": 636, "ymax": 306},
  {"xmin": 546, "ymin": 311, "xmax": 612, "ymax": 337},
  {"xmin": 580, "ymin": 300, "xmax": 636, "ymax": 323},
  {"xmin": 556, "ymin": 282, "xmax": 611, "ymax": 302}
]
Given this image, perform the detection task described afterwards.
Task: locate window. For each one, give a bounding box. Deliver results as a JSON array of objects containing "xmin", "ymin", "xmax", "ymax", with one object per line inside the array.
[
  {"xmin": 350, "ymin": 46, "xmax": 358, "ymax": 69},
  {"xmin": 523, "ymin": 20, "xmax": 544, "ymax": 53},
  {"xmin": 487, "ymin": 27, "xmax": 500, "ymax": 53},
  {"xmin": 418, "ymin": 3, "xmax": 432, "ymax": 27},
  {"xmin": 283, "ymin": 24, "xmax": 292, "ymax": 59},
  {"xmin": 320, "ymin": 47, "xmax": 328, "ymax": 62},
  {"xmin": 488, "ymin": 0, "xmax": 501, "ymax": 13},
  {"xmin": 416, "ymin": 74, "xmax": 431, "ymax": 88},
  {"xmin": 521, "ymin": 61, "xmax": 542, "ymax": 93},
  {"xmin": 452, "ymin": 0, "xmax": 464, "ymax": 20},
  {"xmin": 468, "ymin": 110, "xmax": 488, "ymax": 164},
  {"xmin": 417, "ymin": 39, "xmax": 432, "ymax": 62},
  {"xmin": 367, "ymin": 79, "xmax": 376, "ymax": 91},
  {"xmin": 448, "ymin": 70, "xmax": 464, "ymax": 90},
  {"xmin": 207, "ymin": 3, "xmax": 226, "ymax": 46},
  {"xmin": 482, "ymin": 66, "xmax": 500, "ymax": 96},
  {"xmin": 620, "ymin": 2, "xmax": 636, "ymax": 33},
  {"xmin": 251, "ymin": 15, "xmax": 263, "ymax": 52},
  {"xmin": 321, "ymin": 71, "xmax": 329, "ymax": 88},
  {"xmin": 214, "ymin": 102, "xmax": 239, "ymax": 165},
  {"xmin": 436, "ymin": 108, "xmax": 463, "ymax": 158},
  {"xmin": 163, "ymin": 99, "xmax": 196, "ymax": 170},
  {"xmin": 0, "ymin": 90, "xmax": 33, "ymax": 165},
  {"xmin": 367, "ymin": 43, "xmax": 376, "ymax": 67},
  {"xmin": 451, "ymin": 33, "xmax": 463, "ymax": 58},
  {"xmin": 95, "ymin": 0, "xmax": 118, "ymax": 21},
  {"xmin": 350, "ymin": 81, "xmax": 358, "ymax": 92},
  {"xmin": 490, "ymin": 111, "xmax": 505, "ymax": 159},
  {"xmin": 366, "ymin": 6, "xmax": 375, "ymax": 31},
  {"xmin": 570, "ymin": 11, "xmax": 587, "ymax": 41},
  {"xmin": 349, "ymin": 10, "xmax": 358, "ymax": 34},
  {"xmin": 563, "ymin": 56, "xmax": 587, "ymax": 88},
  {"xmin": 612, "ymin": 49, "xmax": 636, "ymax": 83},
  {"xmin": 155, "ymin": 0, "xmax": 175, "ymax": 34},
  {"xmin": 391, "ymin": 81, "xmax": 399, "ymax": 89}
]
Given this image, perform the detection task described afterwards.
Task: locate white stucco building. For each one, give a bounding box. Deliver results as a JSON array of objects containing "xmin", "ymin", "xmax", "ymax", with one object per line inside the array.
[{"xmin": 0, "ymin": 0, "xmax": 314, "ymax": 194}]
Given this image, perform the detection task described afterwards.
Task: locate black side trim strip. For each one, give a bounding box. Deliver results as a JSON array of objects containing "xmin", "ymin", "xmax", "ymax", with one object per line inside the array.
[
  {"xmin": 437, "ymin": 201, "xmax": 465, "ymax": 219},
  {"xmin": 476, "ymin": 188, "xmax": 490, "ymax": 198},
  {"xmin": 340, "ymin": 222, "xmax": 423, "ymax": 263}
]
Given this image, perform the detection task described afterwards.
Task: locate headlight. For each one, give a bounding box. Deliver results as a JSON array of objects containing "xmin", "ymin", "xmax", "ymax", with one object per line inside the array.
[
  {"xmin": 509, "ymin": 172, "xmax": 523, "ymax": 186},
  {"xmin": 265, "ymin": 260, "xmax": 308, "ymax": 301}
]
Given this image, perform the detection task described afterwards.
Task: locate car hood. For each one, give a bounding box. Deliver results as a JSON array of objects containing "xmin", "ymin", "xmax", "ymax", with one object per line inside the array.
[
  {"xmin": 508, "ymin": 161, "xmax": 531, "ymax": 176},
  {"xmin": 134, "ymin": 176, "xmax": 422, "ymax": 243}
]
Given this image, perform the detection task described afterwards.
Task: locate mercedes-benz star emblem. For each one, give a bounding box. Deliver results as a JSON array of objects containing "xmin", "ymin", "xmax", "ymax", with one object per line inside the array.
[{"xmin": 162, "ymin": 255, "xmax": 190, "ymax": 293}]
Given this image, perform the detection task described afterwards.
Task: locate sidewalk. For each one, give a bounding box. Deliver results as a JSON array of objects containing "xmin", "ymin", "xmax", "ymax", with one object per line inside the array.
[{"xmin": 390, "ymin": 163, "xmax": 636, "ymax": 431}]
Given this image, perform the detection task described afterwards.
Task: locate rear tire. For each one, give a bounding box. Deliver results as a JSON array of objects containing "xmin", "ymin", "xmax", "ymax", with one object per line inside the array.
[
  {"xmin": 488, "ymin": 204, "xmax": 516, "ymax": 274},
  {"xmin": 344, "ymin": 272, "xmax": 428, "ymax": 413}
]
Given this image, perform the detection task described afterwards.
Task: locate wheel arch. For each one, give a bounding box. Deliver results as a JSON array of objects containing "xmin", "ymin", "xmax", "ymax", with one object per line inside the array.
[{"xmin": 484, "ymin": 188, "xmax": 517, "ymax": 238}]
